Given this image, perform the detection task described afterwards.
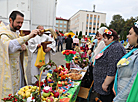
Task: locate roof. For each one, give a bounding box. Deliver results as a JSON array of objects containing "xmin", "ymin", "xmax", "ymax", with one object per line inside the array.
[
  {"xmin": 56, "ymin": 17, "xmax": 69, "ymax": 21},
  {"xmin": 69, "ymin": 10, "xmax": 106, "ymax": 19}
]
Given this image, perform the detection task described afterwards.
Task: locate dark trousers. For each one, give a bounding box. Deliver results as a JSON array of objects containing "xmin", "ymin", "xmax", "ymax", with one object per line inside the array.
[
  {"xmin": 58, "ymin": 42, "xmax": 63, "ymax": 51},
  {"xmin": 99, "ymin": 92, "xmax": 115, "ymax": 102}
]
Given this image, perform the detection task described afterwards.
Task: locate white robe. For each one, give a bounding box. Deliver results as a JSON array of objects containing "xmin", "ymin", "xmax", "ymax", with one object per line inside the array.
[{"xmin": 28, "ymin": 34, "xmax": 56, "ymax": 84}]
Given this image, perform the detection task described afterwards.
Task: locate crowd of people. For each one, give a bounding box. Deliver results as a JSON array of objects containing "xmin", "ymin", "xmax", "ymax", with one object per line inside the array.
[{"xmin": 0, "ymin": 10, "xmax": 138, "ymax": 102}]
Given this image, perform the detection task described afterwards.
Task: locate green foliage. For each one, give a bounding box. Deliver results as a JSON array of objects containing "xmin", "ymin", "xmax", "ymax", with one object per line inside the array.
[
  {"xmin": 79, "ymin": 31, "xmax": 82, "ymax": 37},
  {"xmin": 109, "ymin": 15, "xmax": 125, "ymax": 35},
  {"xmin": 105, "ymin": 14, "xmax": 138, "ymax": 41},
  {"xmin": 69, "ymin": 31, "xmax": 73, "ymax": 32},
  {"xmin": 76, "ymin": 31, "xmax": 78, "ymax": 35},
  {"xmin": 59, "ymin": 31, "xmax": 63, "ymax": 34},
  {"xmin": 78, "ymin": 31, "xmax": 82, "ymax": 40},
  {"xmin": 100, "ymin": 23, "xmax": 108, "ymax": 29}
]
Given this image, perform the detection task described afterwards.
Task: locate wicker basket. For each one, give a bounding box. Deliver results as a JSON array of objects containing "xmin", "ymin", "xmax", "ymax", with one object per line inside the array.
[{"xmin": 38, "ymin": 60, "xmax": 58, "ymax": 100}]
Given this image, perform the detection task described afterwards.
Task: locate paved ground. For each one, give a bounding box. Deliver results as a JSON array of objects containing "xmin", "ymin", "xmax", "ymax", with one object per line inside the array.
[{"xmin": 26, "ymin": 43, "xmax": 98, "ymax": 102}]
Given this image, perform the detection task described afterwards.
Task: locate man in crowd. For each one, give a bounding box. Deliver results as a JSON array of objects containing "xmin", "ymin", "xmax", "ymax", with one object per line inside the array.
[
  {"xmin": 57, "ymin": 33, "xmax": 64, "ymax": 52},
  {"xmin": 0, "ymin": 10, "xmax": 40, "ymax": 100},
  {"xmin": 28, "ymin": 25, "xmax": 56, "ymax": 84}
]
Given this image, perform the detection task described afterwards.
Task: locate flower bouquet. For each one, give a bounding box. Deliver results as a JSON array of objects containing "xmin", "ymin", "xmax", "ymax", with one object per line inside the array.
[
  {"xmin": 73, "ymin": 51, "xmax": 89, "ymax": 68},
  {"xmin": 61, "ymin": 50, "xmax": 76, "ymax": 70},
  {"xmin": 2, "ymin": 94, "xmax": 27, "ymax": 102}
]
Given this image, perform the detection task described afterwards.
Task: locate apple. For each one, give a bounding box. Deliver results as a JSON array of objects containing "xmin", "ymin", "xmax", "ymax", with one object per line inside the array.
[
  {"xmin": 54, "ymin": 92, "xmax": 59, "ymax": 98},
  {"xmin": 58, "ymin": 89, "xmax": 63, "ymax": 95},
  {"xmin": 58, "ymin": 81, "xmax": 61, "ymax": 84},
  {"xmin": 42, "ymin": 92, "xmax": 51, "ymax": 97},
  {"xmin": 53, "ymin": 69, "xmax": 58, "ymax": 73},
  {"xmin": 61, "ymin": 81, "xmax": 65, "ymax": 85},
  {"xmin": 65, "ymin": 81, "xmax": 68, "ymax": 85}
]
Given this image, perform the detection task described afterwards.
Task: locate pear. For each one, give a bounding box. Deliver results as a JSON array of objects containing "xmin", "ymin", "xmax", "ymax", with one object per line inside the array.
[
  {"xmin": 26, "ymin": 89, "xmax": 32, "ymax": 93},
  {"xmin": 20, "ymin": 88, "xmax": 24, "ymax": 91},
  {"xmin": 26, "ymin": 92, "xmax": 31, "ymax": 98},
  {"xmin": 18, "ymin": 90, "xmax": 23, "ymax": 95},
  {"xmin": 22, "ymin": 92, "xmax": 26, "ymax": 98},
  {"xmin": 25, "ymin": 86, "xmax": 29, "ymax": 90},
  {"xmin": 32, "ymin": 86, "xmax": 37, "ymax": 90}
]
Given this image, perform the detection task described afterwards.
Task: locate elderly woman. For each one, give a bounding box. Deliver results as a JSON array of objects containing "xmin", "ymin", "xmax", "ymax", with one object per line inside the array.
[
  {"xmin": 92, "ymin": 27, "xmax": 106, "ymax": 63},
  {"xmin": 93, "ymin": 29, "xmax": 126, "ymax": 102},
  {"xmin": 113, "ymin": 21, "xmax": 138, "ymax": 102}
]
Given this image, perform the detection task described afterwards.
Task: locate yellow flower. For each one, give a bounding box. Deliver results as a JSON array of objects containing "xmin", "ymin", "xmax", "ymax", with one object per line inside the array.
[
  {"xmin": 117, "ymin": 58, "xmax": 129, "ymax": 66},
  {"xmin": 61, "ymin": 50, "xmax": 65, "ymax": 54}
]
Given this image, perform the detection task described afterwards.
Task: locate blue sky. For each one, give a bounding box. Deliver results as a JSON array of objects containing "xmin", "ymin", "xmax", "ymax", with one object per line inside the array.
[{"xmin": 56, "ymin": 0, "xmax": 138, "ymax": 26}]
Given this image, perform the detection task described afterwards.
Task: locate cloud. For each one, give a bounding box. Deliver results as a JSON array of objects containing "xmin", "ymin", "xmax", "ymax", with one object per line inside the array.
[{"xmin": 56, "ymin": 0, "xmax": 138, "ymax": 25}]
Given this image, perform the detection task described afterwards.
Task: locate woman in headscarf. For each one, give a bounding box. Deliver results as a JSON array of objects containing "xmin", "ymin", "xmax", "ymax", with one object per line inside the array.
[{"xmin": 93, "ymin": 29, "xmax": 126, "ymax": 102}]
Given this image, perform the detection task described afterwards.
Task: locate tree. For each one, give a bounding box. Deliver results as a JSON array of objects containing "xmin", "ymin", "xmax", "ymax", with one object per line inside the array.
[
  {"xmin": 120, "ymin": 17, "xmax": 136, "ymax": 40},
  {"xmin": 79, "ymin": 31, "xmax": 82, "ymax": 37},
  {"xmin": 76, "ymin": 31, "xmax": 78, "ymax": 35},
  {"xmin": 100, "ymin": 23, "xmax": 108, "ymax": 29},
  {"xmin": 59, "ymin": 31, "xmax": 63, "ymax": 34},
  {"xmin": 78, "ymin": 31, "xmax": 82, "ymax": 40},
  {"xmin": 109, "ymin": 14, "xmax": 125, "ymax": 35}
]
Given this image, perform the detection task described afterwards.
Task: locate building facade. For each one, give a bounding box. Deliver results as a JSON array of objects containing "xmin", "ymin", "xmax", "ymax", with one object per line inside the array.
[
  {"xmin": 69, "ymin": 10, "xmax": 106, "ymax": 35},
  {"xmin": 0, "ymin": 0, "xmax": 57, "ymax": 31},
  {"xmin": 56, "ymin": 17, "xmax": 69, "ymax": 33}
]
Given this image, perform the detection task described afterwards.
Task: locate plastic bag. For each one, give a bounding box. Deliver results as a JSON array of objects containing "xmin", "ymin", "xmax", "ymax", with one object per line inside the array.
[{"xmin": 35, "ymin": 46, "xmax": 46, "ymax": 68}]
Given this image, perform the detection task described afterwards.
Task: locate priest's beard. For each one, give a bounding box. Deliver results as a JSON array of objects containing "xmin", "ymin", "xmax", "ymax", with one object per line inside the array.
[{"xmin": 12, "ymin": 23, "xmax": 21, "ymax": 30}]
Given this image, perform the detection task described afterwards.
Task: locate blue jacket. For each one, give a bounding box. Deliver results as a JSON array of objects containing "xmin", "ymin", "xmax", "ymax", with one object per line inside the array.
[{"xmin": 114, "ymin": 49, "xmax": 138, "ymax": 102}]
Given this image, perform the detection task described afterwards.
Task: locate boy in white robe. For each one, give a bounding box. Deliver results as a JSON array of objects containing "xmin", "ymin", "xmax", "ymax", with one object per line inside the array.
[{"xmin": 28, "ymin": 25, "xmax": 56, "ymax": 84}]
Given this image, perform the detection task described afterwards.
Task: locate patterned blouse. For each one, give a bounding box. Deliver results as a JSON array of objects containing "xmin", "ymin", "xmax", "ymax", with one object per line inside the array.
[{"xmin": 93, "ymin": 41, "xmax": 126, "ymax": 95}]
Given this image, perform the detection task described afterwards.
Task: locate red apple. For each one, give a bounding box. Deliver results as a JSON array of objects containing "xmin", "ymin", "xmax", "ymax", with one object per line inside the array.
[
  {"xmin": 53, "ymin": 69, "xmax": 58, "ymax": 73},
  {"xmin": 54, "ymin": 92, "xmax": 59, "ymax": 98}
]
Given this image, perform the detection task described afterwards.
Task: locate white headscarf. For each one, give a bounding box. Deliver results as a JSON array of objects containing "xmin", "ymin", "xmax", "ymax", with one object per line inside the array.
[{"xmin": 98, "ymin": 27, "xmax": 107, "ymax": 35}]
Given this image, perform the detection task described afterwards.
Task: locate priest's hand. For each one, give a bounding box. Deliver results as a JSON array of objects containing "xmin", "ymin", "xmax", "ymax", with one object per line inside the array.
[
  {"xmin": 45, "ymin": 47, "xmax": 51, "ymax": 53},
  {"xmin": 21, "ymin": 44, "xmax": 26, "ymax": 51},
  {"xmin": 29, "ymin": 29, "xmax": 41, "ymax": 38}
]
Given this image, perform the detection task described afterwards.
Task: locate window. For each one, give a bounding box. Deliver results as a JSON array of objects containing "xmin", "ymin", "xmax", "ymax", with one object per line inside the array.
[
  {"xmin": 59, "ymin": 29, "xmax": 62, "ymax": 31},
  {"xmin": 64, "ymin": 25, "xmax": 66, "ymax": 28},
  {"xmin": 89, "ymin": 27, "xmax": 91, "ymax": 30},
  {"xmin": 98, "ymin": 18, "xmax": 100, "ymax": 21},
  {"xmin": 93, "ymin": 28, "xmax": 95, "ymax": 30},
  {"xmin": 56, "ymin": 20, "xmax": 59, "ymax": 23},
  {"xmin": 86, "ymin": 27, "xmax": 88, "ymax": 29},
  {"xmin": 56, "ymin": 25, "xmax": 58, "ymax": 27},
  {"xmin": 94, "ymin": 17, "xmax": 96, "ymax": 20},
  {"xmin": 87, "ymin": 16, "xmax": 89, "ymax": 19},
  {"xmin": 94, "ymin": 23, "xmax": 96, "ymax": 25},
  {"xmin": 86, "ymin": 22, "xmax": 88, "ymax": 25},
  {"xmin": 64, "ymin": 21, "xmax": 67, "ymax": 24},
  {"xmin": 60, "ymin": 21, "xmax": 63, "ymax": 23},
  {"xmin": 90, "ymin": 22, "xmax": 92, "ymax": 25},
  {"xmin": 90, "ymin": 17, "xmax": 92, "ymax": 20},
  {"xmin": 97, "ymin": 23, "xmax": 99, "ymax": 25},
  {"xmin": 64, "ymin": 29, "xmax": 66, "ymax": 31},
  {"xmin": 60, "ymin": 25, "xmax": 62, "ymax": 27}
]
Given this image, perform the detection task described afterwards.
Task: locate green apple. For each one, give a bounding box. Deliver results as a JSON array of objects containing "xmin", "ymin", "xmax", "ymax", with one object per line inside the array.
[{"xmin": 42, "ymin": 92, "xmax": 51, "ymax": 97}]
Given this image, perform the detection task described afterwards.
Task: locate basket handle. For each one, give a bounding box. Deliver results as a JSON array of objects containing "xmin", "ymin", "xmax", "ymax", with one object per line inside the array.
[{"xmin": 39, "ymin": 64, "xmax": 58, "ymax": 100}]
